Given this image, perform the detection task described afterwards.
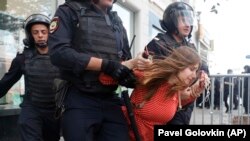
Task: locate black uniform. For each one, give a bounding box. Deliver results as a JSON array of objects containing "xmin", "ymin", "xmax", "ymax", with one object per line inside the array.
[
  {"xmin": 224, "ymin": 76, "xmax": 239, "ymax": 113},
  {"xmin": 146, "ymin": 32, "xmax": 198, "ymax": 125},
  {"xmin": 243, "ymin": 76, "xmax": 250, "ymax": 114},
  {"xmin": 213, "ymin": 77, "xmax": 221, "ymax": 110},
  {"xmin": 48, "ymin": 1, "xmax": 131, "ymax": 141},
  {"xmin": 0, "ymin": 48, "xmax": 60, "ymax": 141},
  {"xmin": 242, "ymin": 66, "xmax": 250, "ymax": 114}
]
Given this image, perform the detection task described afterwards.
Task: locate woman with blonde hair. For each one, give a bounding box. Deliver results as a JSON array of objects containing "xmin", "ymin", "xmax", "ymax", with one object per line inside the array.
[{"xmin": 100, "ymin": 46, "xmax": 208, "ymax": 141}]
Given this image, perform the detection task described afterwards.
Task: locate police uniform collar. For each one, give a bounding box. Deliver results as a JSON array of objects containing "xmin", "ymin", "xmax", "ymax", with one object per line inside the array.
[{"xmin": 91, "ymin": 3, "xmax": 110, "ymax": 16}]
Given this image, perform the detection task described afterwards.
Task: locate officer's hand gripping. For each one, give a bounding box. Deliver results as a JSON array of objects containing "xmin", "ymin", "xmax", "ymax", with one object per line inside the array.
[{"xmin": 101, "ymin": 59, "xmax": 136, "ymax": 88}]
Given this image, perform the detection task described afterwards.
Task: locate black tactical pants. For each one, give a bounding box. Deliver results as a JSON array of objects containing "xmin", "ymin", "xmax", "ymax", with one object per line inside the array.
[
  {"xmin": 18, "ymin": 102, "xmax": 60, "ymax": 141},
  {"xmin": 62, "ymin": 87, "xmax": 129, "ymax": 141}
]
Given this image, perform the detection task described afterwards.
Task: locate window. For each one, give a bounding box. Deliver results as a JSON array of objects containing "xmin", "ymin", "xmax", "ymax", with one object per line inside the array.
[{"xmin": 149, "ymin": 11, "xmax": 164, "ymax": 39}]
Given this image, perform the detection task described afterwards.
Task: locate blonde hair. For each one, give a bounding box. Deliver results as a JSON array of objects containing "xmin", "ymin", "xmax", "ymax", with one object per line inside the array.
[{"xmin": 141, "ymin": 46, "xmax": 201, "ymax": 100}]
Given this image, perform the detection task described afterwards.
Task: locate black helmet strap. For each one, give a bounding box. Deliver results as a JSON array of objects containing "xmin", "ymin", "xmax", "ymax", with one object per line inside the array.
[{"xmin": 35, "ymin": 41, "xmax": 48, "ymax": 49}]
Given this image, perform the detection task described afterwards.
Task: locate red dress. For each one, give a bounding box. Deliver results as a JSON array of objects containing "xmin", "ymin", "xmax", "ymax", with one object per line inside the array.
[{"xmin": 99, "ymin": 70, "xmax": 194, "ymax": 141}]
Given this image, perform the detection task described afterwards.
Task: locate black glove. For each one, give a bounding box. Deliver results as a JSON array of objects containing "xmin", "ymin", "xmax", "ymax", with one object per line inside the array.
[
  {"xmin": 101, "ymin": 59, "xmax": 136, "ymax": 88},
  {"xmin": 118, "ymin": 69, "xmax": 137, "ymax": 88}
]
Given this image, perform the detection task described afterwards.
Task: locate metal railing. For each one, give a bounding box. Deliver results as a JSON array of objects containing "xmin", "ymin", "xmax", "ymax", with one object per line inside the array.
[{"xmin": 191, "ymin": 74, "xmax": 250, "ymax": 125}]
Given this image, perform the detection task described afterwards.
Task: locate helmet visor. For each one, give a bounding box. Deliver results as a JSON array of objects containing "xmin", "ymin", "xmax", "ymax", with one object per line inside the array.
[{"xmin": 173, "ymin": 10, "xmax": 194, "ymax": 27}]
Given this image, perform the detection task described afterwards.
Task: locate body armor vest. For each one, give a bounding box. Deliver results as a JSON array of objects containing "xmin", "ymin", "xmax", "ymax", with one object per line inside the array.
[
  {"xmin": 72, "ymin": 8, "xmax": 119, "ymax": 60},
  {"xmin": 62, "ymin": 1, "xmax": 125, "ymax": 93},
  {"xmin": 24, "ymin": 50, "xmax": 60, "ymax": 108}
]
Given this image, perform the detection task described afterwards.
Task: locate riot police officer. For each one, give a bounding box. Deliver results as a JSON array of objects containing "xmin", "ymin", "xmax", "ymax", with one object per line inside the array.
[
  {"xmin": 145, "ymin": 1, "xmax": 209, "ymax": 125},
  {"xmin": 146, "ymin": 1, "xmax": 196, "ymax": 57},
  {"xmin": 48, "ymin": 0, "xmax": 135, "ymax": 140},
  {"xmin": 0, "ymin": 14, "xmax": 61, "ymax": 141}
]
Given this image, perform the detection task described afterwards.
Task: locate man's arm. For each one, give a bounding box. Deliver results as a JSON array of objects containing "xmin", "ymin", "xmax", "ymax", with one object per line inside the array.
[
  {"xmin": 48, "ymin": 5, "xmax": 92, "ymax": 74},
  {"xmin": 0, "ymin": 54, "xmax": 23, "ymax": 98}
]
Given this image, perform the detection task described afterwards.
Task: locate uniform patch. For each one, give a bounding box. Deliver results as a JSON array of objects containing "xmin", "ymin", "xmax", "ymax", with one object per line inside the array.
[{"xmin": 50, "ymin": 17, "xmax": 59, "ymax": 34}]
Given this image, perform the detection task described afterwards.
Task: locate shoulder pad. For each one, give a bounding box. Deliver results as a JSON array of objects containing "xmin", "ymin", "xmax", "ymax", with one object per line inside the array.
[
  {"xmin": 23, "ymin": 48, "xmax": 35, "ymax": 57},
  {"xmin": 154, "ymin": 33, "xmax": 169, "ymax": 43},
  {"xmin": 153, "ymin": 33, "xmax": 168, "ymax": 45}
]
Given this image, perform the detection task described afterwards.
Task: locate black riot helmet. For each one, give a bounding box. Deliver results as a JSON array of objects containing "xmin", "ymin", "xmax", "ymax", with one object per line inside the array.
[
  {"xmin": 66, "ymin": 0, "xmax": 116, "ymax": 2},
  {"xmin": 160, "ymin": 2, "xmax": 194, "ymax": 38},
  {"xmin": 92, "ymin": 0, "xmax": 116, "ymax": 4},
  {"xmin": 23, "ymin": 14, "xmax": 50, "ymax": 47}
]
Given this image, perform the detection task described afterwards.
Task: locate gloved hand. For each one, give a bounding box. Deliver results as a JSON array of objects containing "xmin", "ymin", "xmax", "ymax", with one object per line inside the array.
[
  {"xmin": 101, "ymin": 59, "xmax": 136, "ymax": 88},
  {"xmin": 118, "ymin": 69, "xmax": 137, "ymax": 88}
]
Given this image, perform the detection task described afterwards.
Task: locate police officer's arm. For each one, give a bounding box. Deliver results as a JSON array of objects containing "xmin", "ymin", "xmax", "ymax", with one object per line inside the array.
[
  {"xmin": 0, "ymin": 54, "xmax": 23, "ymax": 98},
  {"xmin": 50, "ymin": 6, "xmax": 116, "ymax": 73},
  {"xmin": 49, "ymin": 5, "xmax": 92, "ymax": 74},
  {"xmin": 49, "ymin": 5, "xmax": 133, "ymax": 78}
]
